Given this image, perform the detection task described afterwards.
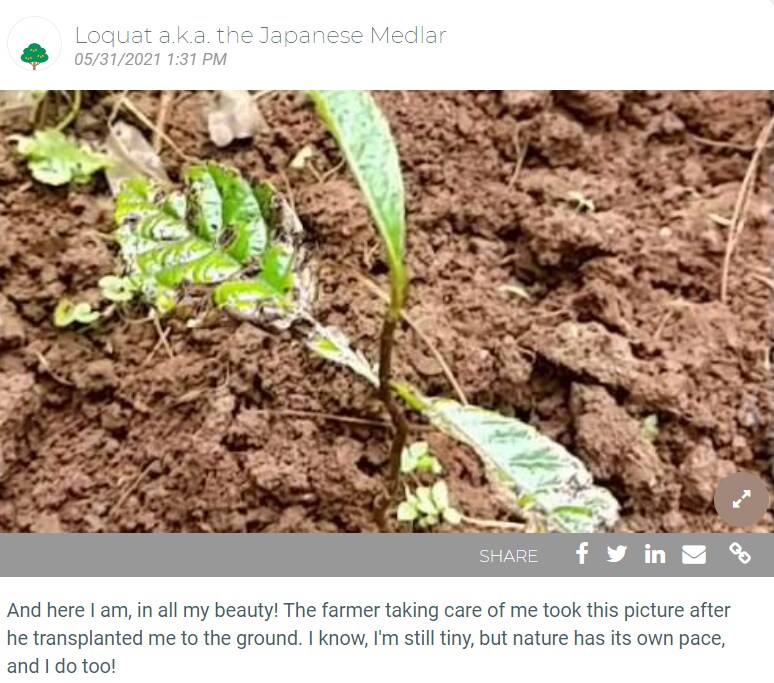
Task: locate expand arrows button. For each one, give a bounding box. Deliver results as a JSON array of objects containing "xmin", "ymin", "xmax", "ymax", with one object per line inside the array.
[{"xmin": 731, "ymin": 490, "xmax": 752, "ymax": 509}]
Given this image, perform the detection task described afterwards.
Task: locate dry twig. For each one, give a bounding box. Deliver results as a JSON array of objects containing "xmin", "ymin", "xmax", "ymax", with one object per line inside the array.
[
  {"xmin": 141, "ymin": 314, "xmax": 174, "ymax": 366},
  {"xmin": 106, "ymin": 122, "xmax": 171, "ymax": 188},
  {"xmin": 109, "ymin": 458, "xmax": 158, "ymax": 517},
  {"xmin": 153, "ymin": 90, "xmax": 175, "ymax": 153},
  {"xmin": 508, "ymin": 136, "xmax": 530, "ymax": 188},
  {"xmin": 107, "ymin": 89, "xmax": 129, "ymax": 124},
  {"xmin": 256, "ymin": 409, "xmax": 391, "ymax": 429},
  {"xmin": 4, "ymin": 181, "xmax": 33, "ymax": 204},
  {"xmin": 112, "ymin": 93, "xmax": 192, "ymax": 161},
  {"xmin": 462, "ymin": 515, "xmax": 525, "ymax": 531},
  {"xmin": 691, "ymin": 133, "xmax": 774, "ymax": 154},
  {"xmin": 33, "ymin": 351, "xmax": 74, "ymax": 387},
  {"xmin": 55, "ymin": 90, "xmax": 82, "ymax": 131},
  {"xmin": 719, "ymin": 114, "xmax": 774, "ymax": 303},
  {"xmin": 750, "ymin": 273, "xmax": 774, "ymax": 291}
]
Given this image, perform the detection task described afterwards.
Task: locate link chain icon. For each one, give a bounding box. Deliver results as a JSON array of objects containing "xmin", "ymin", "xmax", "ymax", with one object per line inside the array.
[{"xmin": 729, "ymin": 542, "xmax": 752, "ymax": 565}]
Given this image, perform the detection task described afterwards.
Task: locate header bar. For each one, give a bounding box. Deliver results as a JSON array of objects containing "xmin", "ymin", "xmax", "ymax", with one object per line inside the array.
[{"xmin": 3, "ymin": 1, "xmax": 774, "ymax": 88}]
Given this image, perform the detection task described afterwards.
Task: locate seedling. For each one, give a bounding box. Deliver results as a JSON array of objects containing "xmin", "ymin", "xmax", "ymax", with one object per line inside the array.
[
  {"xmin": 310, "ymin": 90, "xmax": 409, "ymax": 488},
  {"xmin": 53, "ymin": 299, "xmax": 100, "ymax": 327},
  {"xmin": 397, "ymin": 480, "xmax": 461, "ymax": 528},
  {"xmin": 11, "ymin": 128, "xmax": 108, "ymax": 185},
  {"xmin": 391, "ymin": 385, "xmax": 619, "ymax": 532},
  {"xmin": 307, "ymin": 92, "xmax": 618, "ymax": 531},
  {"xmin": 401, "ymin": 441, "xmax": 442, "ymax": 475},
  {"xmin": 46, "ymin": 91, "xmax": 621, "ymax": 532},
  {"xmin": 398, "ymin": 441, "xmax": 456, "ymax": 527},
  {"xmin": 98, "ymin": 275, "xmax": 138, "ymax": 303},
  {"xmin": 108, "ymin": 165, "xmax": 313, "ymax": 330}
]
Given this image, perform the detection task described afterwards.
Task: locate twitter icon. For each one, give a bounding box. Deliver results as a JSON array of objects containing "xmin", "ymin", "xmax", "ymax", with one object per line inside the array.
[{"xmin": 607, "ymin": 545, "xmax": 627, "ymax": 563}]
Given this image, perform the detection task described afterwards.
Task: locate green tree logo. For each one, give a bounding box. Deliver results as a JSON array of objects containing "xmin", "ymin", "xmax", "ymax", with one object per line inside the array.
[{"xmin": 20, "ymin": 43, "xmax": 49, "ymax": 71}]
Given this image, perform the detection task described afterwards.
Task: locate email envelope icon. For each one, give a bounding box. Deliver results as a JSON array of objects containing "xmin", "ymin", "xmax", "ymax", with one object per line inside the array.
[{"xmin": 682, "ymin": 545, "xmax": 707, "ymax": 565}]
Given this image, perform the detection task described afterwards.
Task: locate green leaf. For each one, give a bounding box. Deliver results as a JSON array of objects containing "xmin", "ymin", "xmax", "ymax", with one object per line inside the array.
[
  {"xmin": 401, "ymin": 441, "xmax": 443, "ymax": 475},
  {"xmin": 418, "ymin": 514, "xmax": 439, "ymax": 528},
  {"xmin": 410, "ymin": 441, "xmax": 430, "ymax": 459},
  {"xmin": 155, "ymin": 250, "xmax": 242, "ymax": 288},
  {"xmin": 111, "ymin": 163, "xmax": 312, "ymax": 329},
  {"xmin": 53, "ymin": 300, "xmax": 76, "ymax": 327},
  {"xmin": 309, "ymin": 90, "xmax": 407, "ymax": 311},
  {"xmin": 397, "ymin": 501, "xmax": 418, "ymax": 522},
  {"xmin": 401, "ymin": 441, "xmax": 427, "ymax": 473},
  {"xmin": 399, "ymin": 480, "xmax": 456, "ymax": 528},
  {"xmin": 213, "ymin": 278, "xmax": 295, "ymax": 325},
  {"xmin": 114, "ymin": 179, "xmax": 188, "ymax": 243},
  {"xmin": 184, "ymin": 165, "xmax": 223, "ymax": 241},
  {"xmin": 427, "ymin": 457, "xmax": 443, "ymax": 476},
  {"xmin": 135, "ymin": 237, "xmax": 215, "ymax": 277},
  {"xmin": 98, "ymin": 275, "xmax": 137, "ymax": 303},
  {"xmin": 72, "ymin": 303, "xmax": 101, "ymax": 324},
  {"xmin": 394, "ymin": 385, "xmax": 619, "ymax": 533},
  {"xmin": 306, "ymin": 323, "xmax": 379, "ymax": 387},
  {"xmin": 260, "ymin": 244, "xmax": 295, "ymax": 293},
  {"xmin": 205, "ymin": 162, "xmax": 267, "ymax": 262},
  {"xmin": 431, "ymin": 480, "xmax": 450, "ymax": 510},
  {"xmin": 415, "ymin": 486, "xmax": 436, "ymax": 515},
  {"xmin": 211, "ymin": 244, "xmax": 304, "ymax": 328},
  {"xmin": 53, "ymin": 299, "xmax": 100, "ymax": 327},
  {"xmin": 443, "ymin": 507, "xmax": 462, "ymax": 525},
  {"xmin": 11, "ymin": 129, "xmax": 108, "ymax": 186},
  {"xmin": 213, "ymin": 279, "xmax": 280, "ymax": 307},
  {"xmin": 154, "ymin": 290, "xmax": 177, "ymax": 315}
]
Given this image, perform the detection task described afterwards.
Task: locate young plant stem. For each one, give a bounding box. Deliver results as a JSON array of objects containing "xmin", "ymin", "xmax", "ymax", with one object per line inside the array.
[
  {"xmin": 55, "ymin": 90, "xmax": 82, "ymax": 131},
  {"xmin": 378, "ymin": 313, "xmax": 409, "ymax": 494}
]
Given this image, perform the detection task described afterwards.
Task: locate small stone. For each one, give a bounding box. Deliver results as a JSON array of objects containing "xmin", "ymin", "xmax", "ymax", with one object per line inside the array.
[
  {"xmin": 30, "ymin": 513, "xmax": 63, "ymax": 533},
  {"xmin": 0, "ymin": 373, "xmax": 38, "ymax": 477},
  {"xmin": 681, "ymin": 158, "xmax": 707, "ymax": 188},
  {"xmin": 0, "ymin": 160, "xmax": 20, "ymax": 184},
  {"xmin": 72, "ymin": 359, "xmax": 118, "ymax": 393},
  {"xmin": 207, "ymin": 90, "xmax": 267, "ymax": 148},
  {"xmin": 554, "ymin": 90, "xmax": 623, "ymax": 121},
  {"xmin": 661, "ymin": 510, "xmax": 686, "ymax": 532},
  {"xmin": 534, "ymin": 113, "xmax": 585, "ymax": 167},
  {"xmin": 679, "ymin": 441, "xmax": 736, "ymax": 510},
  {"xmin": 0, "ymin": 295, "xmax": 26, "ymax": 350},
  {"xmin": 68, "ymin": 471, "xmax": 93, "ymax": 496},
  {"xmin": 647, "ymin": 111, "xmax": 685, "ymax": 137},
  {"xmin": 501, "ymin": 91, "xmax": 551, "ymax": 119}
]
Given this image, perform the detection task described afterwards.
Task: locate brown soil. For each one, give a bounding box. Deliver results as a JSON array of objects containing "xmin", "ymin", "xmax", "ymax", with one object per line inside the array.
[{"xmin": 0, "ymin": 90, "xmax": 771, "ymax": 533}]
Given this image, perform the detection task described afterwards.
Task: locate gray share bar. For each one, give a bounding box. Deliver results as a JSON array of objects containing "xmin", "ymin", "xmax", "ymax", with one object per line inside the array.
[{"xmin": 0, "ymin": 534, "xmax": 771, "ymax": 577}]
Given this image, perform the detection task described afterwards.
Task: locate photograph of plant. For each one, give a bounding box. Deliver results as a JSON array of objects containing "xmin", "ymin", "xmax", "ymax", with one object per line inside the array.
[{"xmin": 0, "ymin": 90, "xmax": 770, "ymax": 532}]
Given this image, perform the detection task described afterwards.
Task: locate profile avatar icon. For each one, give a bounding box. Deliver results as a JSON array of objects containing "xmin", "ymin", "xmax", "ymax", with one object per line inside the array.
[
  {"xmin": 7, "ymin": 17, "xmax": 61, "ymax": 72},
  {"xmin": 20, "ymin": 42, "xmax": 49, "ymax": 70}
]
